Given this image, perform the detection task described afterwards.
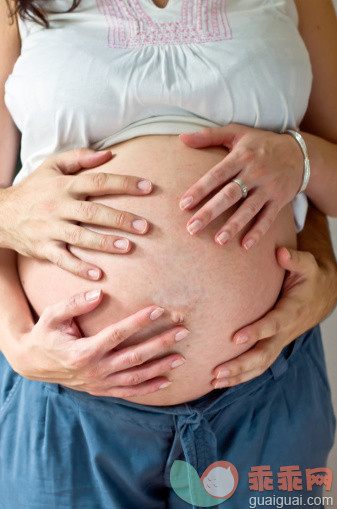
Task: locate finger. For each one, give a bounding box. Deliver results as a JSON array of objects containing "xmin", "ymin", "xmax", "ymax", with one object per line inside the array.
[
  {"xmin": 232, "ymin": 301, "xmax": 297, "ymax": 345},
  {"xmin": 240, "ymin": 202, "xmax": 280, "ymax": 250},
  {"xmin": 185, "ymin": 181, "xmax": 244, "ymax": 235},
  {"xmin": 65, "ymin": 201, "xmax": 149, "ymax": 234},
  {"xmin": 41, "ymin": 289, "xmax": 103, "ymax": 326},
  {"xmin": 179, "ymin": 152, "xmax": 239, "ymax": 210},
  {"xmin": 46, "ymin": 243, "xmax": 103, "ymax": 280},
  {"xmin": 67, "ymin": 172, "xmax": 153, "ymax": 197},
  {"xmin": 214, "ymin": 192, "xmax": 265, "ymax": 246},
  {"xmin": 212, "ymin": 338, "xmax": 279, "ymax": 386},
  {"xmin": 57, "ymin": 225, "xmax": 132, "ymax": 253},
  {"xmin": 50, "ymin": 148, "xmax": 114, "ymax": 175},
  {"xmin": 178, "ymin": 124, "xmax": 243, "ymax": 149},
  {"xmin": 106, "ymin": 326, "xmax": 190, "ymax": 372},
  {"xmin": 90, "ymin": 305, "xmax": 166, "ymax": 352},
  {"xmin": 276, "ymin": 246, "xmax": 317, "ymax": 276},
  {"xmin": 213, "ymin": 367, "xmax": 265, "ymax": 388},
  {"xmin": 88, "ymin": 377, "xmax": 172, "ymax": 398},
  {"xmin": 104, "ymin": 353, "xmax": 185, "ymax": 386}
]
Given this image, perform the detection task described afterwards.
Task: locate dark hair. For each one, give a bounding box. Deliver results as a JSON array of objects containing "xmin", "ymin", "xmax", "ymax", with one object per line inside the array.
[{"xmin": 6, "ymin": 0, "xmax": 81, "ymax": 28}]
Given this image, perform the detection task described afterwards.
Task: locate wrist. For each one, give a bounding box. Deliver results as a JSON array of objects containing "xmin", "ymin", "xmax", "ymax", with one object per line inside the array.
[
  {"xmin": 0, "ymin": 187, "xmax": 13, "ymax": 249},
  {"xmin": 283, "ymin": 129, "xmax": 310, "ymax": 194},
  {"xmin": 0, "ymin": 319, "xmax": 34, "ymax": 371}
]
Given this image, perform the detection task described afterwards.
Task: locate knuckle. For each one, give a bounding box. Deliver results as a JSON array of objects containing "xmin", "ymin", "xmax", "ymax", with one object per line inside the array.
[
  {"xmin": 78, "ymin": 201, "xmax": 97, "ymax": 221},
  {"xmin": 125, "ymin": 372, "xmax": 143, "ymax": 386},
  {"xmin": 125, "ymin": 350, "xmax": 143, "ymax": 367},
  {"xmin": 271, "ymin": 316, "xmax": 281, "ymax": 334},
  {"xmin": 74, "ymin": 147, "xmax": 87, "ymax": 158},
  {"xmin": 160, "ymin": 333, "xmax": 174, "ymax": 349},
  {"xmin": 222, "ymin": 184, "xmax": 238, "ymax": 202},
  {"xmin": 120, "ymin": 176, "xmax": 133, "ymax": 192},
  {"xmin": 247, "ymin": 201, "xmax": 260, "ymax": 218},
  {"xmin": 201, "ymin": 127, "xmax": 213, "ymax": 137},
  {"xmin": 92, "ymin": 172, "xmax": 108, "ymax": 191},
  {"xmin": 232, "ymin": 364, "xmax": 242, "ymax": 376},
  {"xmin": 226, "ymin": 220, "xmax": 239, "ymax": 235},
  {"xmin": 54, "ymin": 175, "xmax": 68, "ymax": 190},
  {"xmin": 39, "ymin": 199, "xmax": 59, "ymax": 213},
  {"xmin": 258, "ymin": 350, "xmax": 269, "ymax": 367},
  {"xmin": 41, "ymin": 305, "xmax": 54, "ymax": 323},
  {"xmin": 114, "ymin": 210, "xmax": 128, "ymax": 229},
  {"xmin": 200, "ymin": 207, "xmax": 214, "ymax": 224},
  {"xmin": 67, "ymin": 351, "xmax": 87, "ymax": 369},
  {"xmin": 66, "ymin": 294, "xmax": 78, "ymax": 310},
  {"xmin": 65, "ymin": 227, "xmax": 82, "ymax": 245},
  {"xmin": 305, "ymin": 252, "xmax": 316, "ymax": 267},
  {"xmin": 209, "ymin": 165, "xmax": 224, "ymax": 183},
  {"xmin": 263, "ymin": 214, "xmax": 274, "ymax": 230},
  {"xmin": 98, "ymin": 234, "xmax": 109, "ymax": 251},
  {"xmin": 53, "ymin": 252, "xmax": 65, "ymax": 269},
  {"xmin": 240, "ymin": 148, "xmax": 255, "ymax": 164},
  {"xmin": 110, "ymin": 326, "xmax": 126, "ymax": 345},
  {"xmin": 252, "ymin": 165, "xmax": 266, "ymax": 180}
]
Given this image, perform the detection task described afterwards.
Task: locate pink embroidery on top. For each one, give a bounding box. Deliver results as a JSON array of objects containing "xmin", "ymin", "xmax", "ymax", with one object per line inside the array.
[{"xmin": 95, "ymin": 0, "xmax": 232, "ymax": 48}]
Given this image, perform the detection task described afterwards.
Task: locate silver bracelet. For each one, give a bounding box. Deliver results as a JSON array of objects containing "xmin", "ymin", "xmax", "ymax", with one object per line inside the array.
[{"xmin": 284, "ymin": 129, "xmax": 311, "ymax": 194}]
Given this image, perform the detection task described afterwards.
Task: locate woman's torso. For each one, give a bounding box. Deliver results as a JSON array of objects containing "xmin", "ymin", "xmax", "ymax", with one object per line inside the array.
[
  {"xmin": 9, "ymin": 0, "xmax": 310, "ymax": 404},
  {"xmin": 18, "ymin": 135, "xmax": 297, "ymax": 405}
]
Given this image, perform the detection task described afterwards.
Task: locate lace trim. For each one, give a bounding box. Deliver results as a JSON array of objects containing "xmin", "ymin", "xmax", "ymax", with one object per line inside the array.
[{"xmin": 96, "ymin": 0, "xmax": 232, "ymax": 48}]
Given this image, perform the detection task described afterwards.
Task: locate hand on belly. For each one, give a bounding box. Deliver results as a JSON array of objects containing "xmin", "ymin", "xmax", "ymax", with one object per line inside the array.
[{"xmin": 17, "ymin": 135, "xmax": 297, "ymax": 405}]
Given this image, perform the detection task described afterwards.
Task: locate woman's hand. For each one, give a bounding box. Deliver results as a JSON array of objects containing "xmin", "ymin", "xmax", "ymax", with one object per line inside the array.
[
  {"xmin": 7, "ymin": 290, "xmax": 189, "ymax": 398},
  {"xmin": 0, "ymin": 148, "xmax": 153, "ymax": 280},
  {"xmin": 212, "ymin": 245, "xmax": 337, "ymax": 389},
  {"xmin": 179, "ymin": 123, "xmax": 304, "ymax": 250}
]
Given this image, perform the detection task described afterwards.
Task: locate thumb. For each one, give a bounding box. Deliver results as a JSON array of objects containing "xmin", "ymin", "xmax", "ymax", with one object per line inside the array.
[
  {"xmin": 276, "ymin": 246, "xmax": 317, "ymax": 275},
  {"xmin": 179, "ymin": 124, "xmax": 239, "ymax": 149},
  {"xmin": 52, "ymin": 147, "xmax": 113, "ymax": 175},
  {"xmin": 42, "ymin": 289, "xmax": 103, "ymax": 326}
]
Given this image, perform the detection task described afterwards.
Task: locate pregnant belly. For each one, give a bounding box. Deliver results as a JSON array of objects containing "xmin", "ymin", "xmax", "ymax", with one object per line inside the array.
[{"xmin": 18, "ymin": 135, "xmax": 297, "ymax": 405}]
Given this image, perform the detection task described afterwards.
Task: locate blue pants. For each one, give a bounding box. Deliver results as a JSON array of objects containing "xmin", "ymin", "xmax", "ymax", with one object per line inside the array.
[{"xmin": 0, "ymin": 326, "xmax": 335, "ymax": 508}]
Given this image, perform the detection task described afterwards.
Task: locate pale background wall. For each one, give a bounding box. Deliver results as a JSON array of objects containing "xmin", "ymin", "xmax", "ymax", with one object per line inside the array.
[
  {"xmin": 324, "ymin": 218, "xmax": 337, "ymax": 489},
  {"xmin": 322, "ymin": 0, "xmax": 337, "ymax": 494}
]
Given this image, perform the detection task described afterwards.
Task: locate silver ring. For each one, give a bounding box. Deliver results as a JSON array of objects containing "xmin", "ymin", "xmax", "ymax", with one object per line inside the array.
[{"xmin": 231, "ymin": 178, "xmax": 248, "ymax": 199}]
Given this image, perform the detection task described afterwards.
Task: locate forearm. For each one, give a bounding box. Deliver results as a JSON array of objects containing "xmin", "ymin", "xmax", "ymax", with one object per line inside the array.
[
  {"xmin": 297, "ymin": 202, "xmax": 337, "ymax": 316},
  {"xmin": 298, "ymin": 202, "xmax": 337, "ymax": 267},
  {"xmin": 298, "ymin": 130, "xmax": 337, "ymax": 216},
  {"xmin": 0, "ymin": 107, "xmax": 20, "ymax": 188},
  {"xmin": 0, "ymin": 248, "xmax": 34, "ymax": 354}
]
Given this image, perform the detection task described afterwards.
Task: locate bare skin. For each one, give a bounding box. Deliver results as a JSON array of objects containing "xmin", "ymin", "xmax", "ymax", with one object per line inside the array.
[{"xmin": 18, "ymin": 134, "xmax": 297, "ymax": 405}]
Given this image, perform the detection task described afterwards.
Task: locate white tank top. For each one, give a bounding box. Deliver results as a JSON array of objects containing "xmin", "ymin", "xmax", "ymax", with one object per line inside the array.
[{"xmin": 5, "ymin": 0, "xmax": 312, "ymax": 229}]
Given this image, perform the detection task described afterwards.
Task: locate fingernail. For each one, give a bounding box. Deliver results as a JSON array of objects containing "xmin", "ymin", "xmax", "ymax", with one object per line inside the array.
[
  {"xmin": 243, "ymin": 239, "xmax": 255, "ymax": 250},
  {"xmin": 85, "ymin": 289, "xmax": 101, "ymax": 301},
  {"xmin": 114, "ymin": 239, "xmax": 130, "ymax": 250},
  {"xmin": 175, "ymin": 329, "xmax": 190, "ymax": 342},
  {"xmin": 216, "ymin": 369, "xmax": 230, "ymax": 379},
  {"xmin": 171, "ymin": 358, "xmax": 186, "ymax": 368},
  {"xmin": 137, "ymin": 180, "xmax": 152, "ymax": 192},
  {"xmin": 159, "ymin": 381, "xmax": 172, "ymax": 389},
  {"xmin": 216, "ymin": 232, "xmax": 230, "ymax": 246},
  {"xmin": 88, "ymin": 269, "xmax": 101, "ymax": 280},
  {"xmin": 215, "ymin": 380, "xmax": 229, "ymax": 389},
  {"xmin": 235, "ymin": 333, "xmax": 248, "ymax": 344},
  {"xmin": 133, "ymin": 219, "xmax": 148, "ymax": 233},
  {"xmin": 187, "ymin": 219, "xmax": 202, "ymax": 235},
  {"xmin": 180, "ymin": 196, "xmax": 194, "ymax": 210},
  {"xmin": 150, "ymin": 307, "xmax": 165, "ymax": 320}
]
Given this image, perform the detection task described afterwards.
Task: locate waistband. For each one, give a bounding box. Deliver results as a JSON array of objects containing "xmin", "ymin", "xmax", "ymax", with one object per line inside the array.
[{"xmin": 53, "ymin": 326, "xmax": 320, "ymax": 506}]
